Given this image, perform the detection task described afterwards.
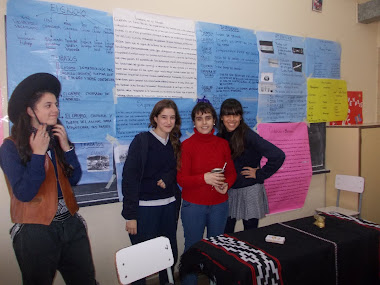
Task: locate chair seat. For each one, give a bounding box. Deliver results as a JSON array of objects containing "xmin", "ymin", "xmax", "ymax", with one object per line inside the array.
[
  {"xmin": 316, "ymin": 206, "xmax": 360, "ymax": 217},
  {"xmin": 115, "ymin": 237, "xmax": 174, "ymax": 284}
]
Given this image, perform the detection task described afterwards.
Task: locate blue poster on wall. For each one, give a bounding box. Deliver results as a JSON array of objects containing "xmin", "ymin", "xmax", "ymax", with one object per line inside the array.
[
  {"xmin": 6, "ymin": 0, "xmax": 115, "ymax": 142},
  {"xmin": 196, "ymin": 22, "xmax": 259, "ymax": 127},
  {"xmin": 116, "ymin": 97, "xmax": 196, "ymax": 141},
  {"xmin": 305, "ymin": 38, "xmax": 341, "ymax": 79},
  {"xmin": 256, "ymin": 31, "xmax": 307, "ymax": 122}
]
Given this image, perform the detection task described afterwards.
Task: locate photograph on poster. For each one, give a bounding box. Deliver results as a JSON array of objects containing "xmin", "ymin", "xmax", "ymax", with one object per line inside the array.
[{"xmin": 87, "ymin": 155, "xmax": 110, "ymax": 172}]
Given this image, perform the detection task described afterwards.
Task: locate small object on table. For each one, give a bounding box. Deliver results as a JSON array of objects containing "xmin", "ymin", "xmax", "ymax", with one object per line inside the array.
[
  {"xmin": 313, "ymin": 214, "xmax": 325, "ymax": 228},
  {"xmin": 265, "ymin": 234, "xmax": 285, "ymax": 244}
]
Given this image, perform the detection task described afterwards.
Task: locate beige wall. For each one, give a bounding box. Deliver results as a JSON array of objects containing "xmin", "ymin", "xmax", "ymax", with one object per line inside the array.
[
  {"xmin": 0, "ymin": 0, "xmax": 378, "ymax": 284},
  {"xmin": 326, "ymin": 127, "xmax": 361, "ymax": 209},
  {"xmin": 326, "ymin": 125, "xmax": 380, "ymax": 224},
  {"xmin": 361, "ymin": 127, "xmax": 380, "ymax": 223},
  {"xmin": 377, "ymin": 22, "xmax": 380, "ymax": 122}
]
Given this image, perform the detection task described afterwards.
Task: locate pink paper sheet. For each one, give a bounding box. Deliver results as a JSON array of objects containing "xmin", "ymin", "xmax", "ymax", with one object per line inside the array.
[{"xmin": 258, "ymin": 122, "xmax": 312, "ymax": 214}]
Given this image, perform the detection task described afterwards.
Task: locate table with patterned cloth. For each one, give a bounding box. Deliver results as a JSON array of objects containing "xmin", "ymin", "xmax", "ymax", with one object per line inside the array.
[{"xmin": 179, "ymin": 213, "xmax": 380, "ymax": 285}]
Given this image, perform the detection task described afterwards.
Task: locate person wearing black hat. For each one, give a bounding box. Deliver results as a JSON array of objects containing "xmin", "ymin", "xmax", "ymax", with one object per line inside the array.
[{"xmin": 0, "ymin": 73, "xmax": 97, "ymax": 285}]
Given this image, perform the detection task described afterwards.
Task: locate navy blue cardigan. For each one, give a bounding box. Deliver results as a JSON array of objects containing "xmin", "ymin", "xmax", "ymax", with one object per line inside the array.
[{"xmin": 121, "ymin": 132, "xmax": 179, "ymax": 220}]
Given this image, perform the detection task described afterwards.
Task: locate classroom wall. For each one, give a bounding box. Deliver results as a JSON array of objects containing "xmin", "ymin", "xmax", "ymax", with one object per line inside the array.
[
  {"xmin": 0, "ymin": 0, "xmax": 378, "ymax": 284},
  {"xmin": 360, "ymin": 127, "xmax": 380, "ymax": 223},
  {"xmin": 377, "ymin": 41, "xmax": 380, "ymax": 122}
]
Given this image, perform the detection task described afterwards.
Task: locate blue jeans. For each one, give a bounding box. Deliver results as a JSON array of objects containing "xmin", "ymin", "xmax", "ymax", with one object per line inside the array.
[
  {"xmin": 180, "ymin": 200, "xmax": 228, "ymax": 285},
  {"xmin": 129, "ymin": 201, "xmax": 178, "ymax": 285}
]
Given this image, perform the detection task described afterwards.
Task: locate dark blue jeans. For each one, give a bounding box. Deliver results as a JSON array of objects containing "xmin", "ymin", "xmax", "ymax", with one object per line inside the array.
[
  {"xmin": 12, "ymin": 214, "xmax": 96, "ymax": 285},
  {"xmin": 129, "ymin": 201, "xmax": 178, "ymax": 285},
  {"xmin": 180, "ymin": 200, "xmax": 228, "ymax": 285}
]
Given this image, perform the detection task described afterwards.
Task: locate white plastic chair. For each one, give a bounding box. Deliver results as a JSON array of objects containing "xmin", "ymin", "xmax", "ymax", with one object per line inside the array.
[
  {"xmin": 316, "ymin": 174, "xmax": 364, "ymax": 218},
  {"xmin": 115, "ymin": 236, "xmax": 174, "ymax": 284}
]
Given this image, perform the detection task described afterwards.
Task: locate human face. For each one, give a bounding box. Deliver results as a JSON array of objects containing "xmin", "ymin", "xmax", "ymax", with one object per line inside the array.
[
  {"xmin": 153, "ymin": 108, "xmax": 176, "ymax": 139},
  {"xmin": 194, "ymin": 111, "xmax": 215, "ymax": 134},
  {"xmin": 222, "ymin": 114, "xmax": 241, "ymax": 132},
  {"xmin": 28, "ymin": 92, "xmax": 59, "ymax": 128}
]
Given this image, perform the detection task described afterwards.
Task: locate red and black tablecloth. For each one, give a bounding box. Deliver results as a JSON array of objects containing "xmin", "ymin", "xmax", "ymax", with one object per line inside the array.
[{"xmin": 179, "ymin": 214, "xmax": 379, "ymax": 285}]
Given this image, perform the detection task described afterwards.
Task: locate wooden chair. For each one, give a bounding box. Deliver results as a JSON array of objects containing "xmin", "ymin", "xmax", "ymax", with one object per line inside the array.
[
  {"xmin": 115, "ymin": 236, "xmax": 174, "ymax": 284},
  {"xmin": 316, "ymin": 174, "xmax": 364, "ymax": 218}
]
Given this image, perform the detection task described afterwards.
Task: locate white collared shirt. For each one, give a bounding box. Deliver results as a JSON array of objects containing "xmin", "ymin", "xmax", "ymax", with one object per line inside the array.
[{"xmin": 149, "ymin": 128, "xmax": 169, "ymax": 145}]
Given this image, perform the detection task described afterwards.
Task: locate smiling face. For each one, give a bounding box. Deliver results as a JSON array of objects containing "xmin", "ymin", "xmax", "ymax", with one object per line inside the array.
[
  {"xmin": 222, "ymin": 114, "xmax": 242, "ymax": 132},
  {"xmin": 27, "ymin": 92, "xmax": 59, "ymax": 128},
  {"xmin": 194, "ymin": 111, "xmax": 215, "ymax": 134},
  {"xmin": 153, "ymin": 107, "xmax": 176, "ymax": 139}
]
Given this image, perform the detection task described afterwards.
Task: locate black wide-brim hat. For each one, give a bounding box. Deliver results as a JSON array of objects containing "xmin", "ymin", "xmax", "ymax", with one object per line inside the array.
[{"xmin": 8, "ymin": 73, "xmax": 61, "ymax": 123}]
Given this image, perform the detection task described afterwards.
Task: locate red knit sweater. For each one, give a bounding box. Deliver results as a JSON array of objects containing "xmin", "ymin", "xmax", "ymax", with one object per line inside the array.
[{"xmin": 177, "ymin": 129, "xmax": 237, "ymax": 205}]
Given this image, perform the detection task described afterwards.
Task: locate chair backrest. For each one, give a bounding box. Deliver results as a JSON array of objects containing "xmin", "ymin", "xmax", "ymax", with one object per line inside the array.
[
  {"xmin": 335, "ymin": 175, "xmax": 364, "ymax": 193},
  {"xmin": 115, "ymin": 236, "xmax": 174, "ymax": 285}
]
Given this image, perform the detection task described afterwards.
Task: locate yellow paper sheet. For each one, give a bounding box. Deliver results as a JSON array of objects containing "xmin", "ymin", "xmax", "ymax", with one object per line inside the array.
[{"xmin": 307, "ymin": 78, "xmax": 348, "ymax": 123}]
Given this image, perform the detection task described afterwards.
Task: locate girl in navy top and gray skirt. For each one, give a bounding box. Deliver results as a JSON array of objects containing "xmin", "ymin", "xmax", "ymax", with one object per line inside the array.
[{"xmin": 217, "ymin": 99, "xmax": 286, "ymax": 232}]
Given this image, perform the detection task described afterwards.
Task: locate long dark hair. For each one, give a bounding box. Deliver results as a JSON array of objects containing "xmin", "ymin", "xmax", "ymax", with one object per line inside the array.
[
  {"xmin": 149, "ymin": 99, "xmax": 182, "ymax": 168},
  {"xmin": 218, "ymin": 98, "xmax": 249, "ymax": 159},
  {"xmin": 11, "ymin": 91, "xmax": 74, "ymax": 177}
]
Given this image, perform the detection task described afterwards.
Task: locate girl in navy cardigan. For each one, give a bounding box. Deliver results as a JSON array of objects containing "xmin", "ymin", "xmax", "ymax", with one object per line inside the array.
[{"xmin": 122, "ymin": 99, "xmax": 181, "ymax": 285}]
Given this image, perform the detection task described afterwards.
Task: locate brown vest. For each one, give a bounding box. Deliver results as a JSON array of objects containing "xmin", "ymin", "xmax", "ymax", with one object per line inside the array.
[{"xmin": 4, "ymin": 138, "xmax": 79, "ymax": 225}]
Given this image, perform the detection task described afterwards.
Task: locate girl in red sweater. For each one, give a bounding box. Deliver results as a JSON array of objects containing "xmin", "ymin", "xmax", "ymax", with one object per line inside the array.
[{"xmin": 177, "ymin": 102, "xmax": 236, "ymax": 285}]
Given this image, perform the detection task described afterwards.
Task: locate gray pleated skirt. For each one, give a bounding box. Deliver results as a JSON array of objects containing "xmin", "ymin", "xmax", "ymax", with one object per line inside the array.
[{"xmin": 228, "ymin": 183, "xmax": 269, "ymax": 220}]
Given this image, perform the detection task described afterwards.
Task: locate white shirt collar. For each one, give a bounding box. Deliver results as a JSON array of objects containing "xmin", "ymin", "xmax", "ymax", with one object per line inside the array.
[{"xmin": 149, "ymin": 129, "xmax": 169, "ymax": 145}]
